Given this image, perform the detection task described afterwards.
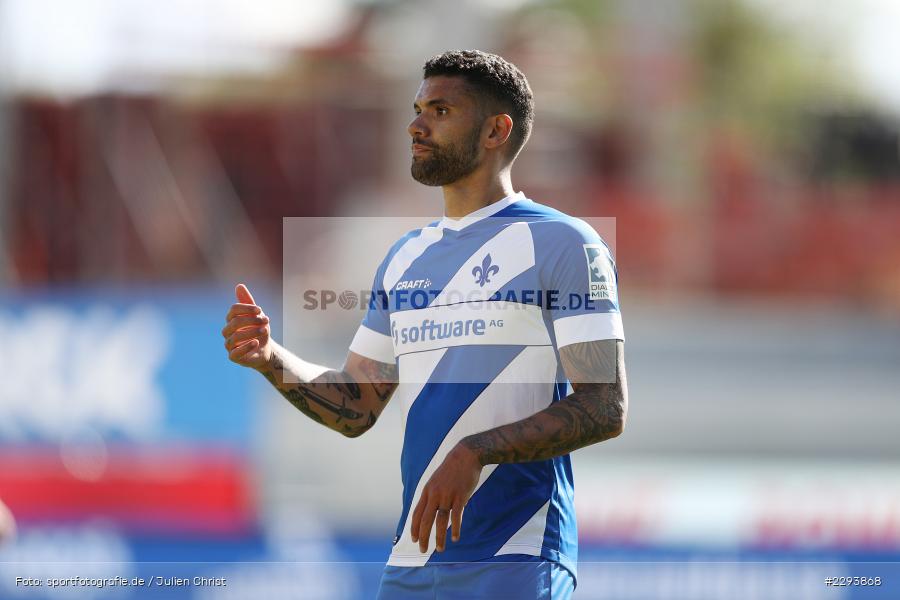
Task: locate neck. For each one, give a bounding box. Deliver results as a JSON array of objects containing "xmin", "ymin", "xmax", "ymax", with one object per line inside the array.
[{"xmin": 441, "ymin": 167, "xmax": 515, "ymax": 219}]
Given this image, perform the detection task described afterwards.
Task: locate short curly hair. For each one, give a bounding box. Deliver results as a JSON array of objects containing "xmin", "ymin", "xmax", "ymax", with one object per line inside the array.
[{"xmin": 423, "ymin": 50, "xmax": 534, "ymax": 161}]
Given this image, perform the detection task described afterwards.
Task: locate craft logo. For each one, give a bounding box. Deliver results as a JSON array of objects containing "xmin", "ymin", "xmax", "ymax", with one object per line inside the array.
[
  {"xmin": 584, "ymin": 244, "xmax": 617, "ymax": 302},
  {"xmin": 395, "ymin": 278, "xmax": 432, "ymax": 291}
]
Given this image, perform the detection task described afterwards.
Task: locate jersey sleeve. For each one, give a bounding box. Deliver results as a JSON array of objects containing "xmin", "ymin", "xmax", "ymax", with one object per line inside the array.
[
  {"xmin": 348, "ymin": 255, "xmax": 395, "ymax": 364},
  {"xmin": 537, "ymin": 219, "xmax": 624, "ymax": 349}
]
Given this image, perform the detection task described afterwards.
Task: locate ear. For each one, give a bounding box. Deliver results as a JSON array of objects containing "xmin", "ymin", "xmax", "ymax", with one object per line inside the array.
[{"xmin": 484, "ymin": 114, "xmax": 513, "ymax": 150}]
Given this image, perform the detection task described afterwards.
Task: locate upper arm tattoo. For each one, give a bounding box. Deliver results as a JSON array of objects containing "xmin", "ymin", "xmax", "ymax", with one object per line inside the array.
[
  {"xmin": 560, "ymin": 338, "xmax": 618, "ymax": 385},
  {"xmin": 354, "ymin": 357, "xmax": 398, "ymax": 403},
  {"xmin": 460, "ymin": 339, "xmax": 627, "ymax": 464},
  {"xmin": 559, "ymin": 338, "xmax": 628, "ymax": 441}
]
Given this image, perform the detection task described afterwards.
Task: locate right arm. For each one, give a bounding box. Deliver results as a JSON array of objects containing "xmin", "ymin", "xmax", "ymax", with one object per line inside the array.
[
  {"xmin": 222, "ymin": 284, "xmax": 398, "ymax": 438},
  {"xmin": 258, "ymin": 343, "xmax": 397, "ymax": 438}
]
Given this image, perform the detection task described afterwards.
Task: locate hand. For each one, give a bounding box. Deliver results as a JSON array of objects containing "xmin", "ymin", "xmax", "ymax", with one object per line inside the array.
[
  {"xmin": 410, "ymin": 443, "xmax": 482, "ymax": 553},
  {"xmin": 222, "ymin": 283, "xmax": 272, "ymax": 370}
]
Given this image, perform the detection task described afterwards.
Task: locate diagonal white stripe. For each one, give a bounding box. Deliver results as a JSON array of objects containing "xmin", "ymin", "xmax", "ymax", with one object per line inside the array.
[
  {"xmin": 383, "ymin": 226, "xmax": 444, "ymax": 293},
  {"xmin": 494, "ymin": 500, "xmax": 550, "ymax": 557},
  {"xmin": 430, "ymin": 222, "xmax": 535, "ymax": 306},
  {"xmin": 395, "ymin": 348, "xmax": 447, "ymax": 429},
  {"xmin": 388, "ymin": 345, "xmax": 558, "ymax": 566}
]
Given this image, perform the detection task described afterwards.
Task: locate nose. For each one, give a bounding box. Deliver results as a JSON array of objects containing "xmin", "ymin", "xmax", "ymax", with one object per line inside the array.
[{"xmin": 408, "ymin": 114, "xmax": 427, "ymax": 139}]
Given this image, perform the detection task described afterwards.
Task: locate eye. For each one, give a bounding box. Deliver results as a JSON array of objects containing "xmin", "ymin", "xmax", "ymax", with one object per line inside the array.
[{"xmin": 436, "ymin": 107, "xmax": 448, "ymax": 116}]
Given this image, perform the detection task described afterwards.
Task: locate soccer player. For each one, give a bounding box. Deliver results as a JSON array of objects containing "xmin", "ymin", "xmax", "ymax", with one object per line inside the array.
[{"xmin": 222, "ymin": 50, "xmax": 627, "ymax": 599}]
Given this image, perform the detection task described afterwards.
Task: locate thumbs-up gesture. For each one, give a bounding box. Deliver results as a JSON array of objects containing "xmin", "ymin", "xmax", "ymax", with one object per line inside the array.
[{"xmin": 222, "ymin": 283, "xmax": 272, "ymax": 370}]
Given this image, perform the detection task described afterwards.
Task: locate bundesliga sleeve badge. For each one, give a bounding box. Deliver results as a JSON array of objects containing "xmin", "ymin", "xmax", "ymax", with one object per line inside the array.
[{"xmin": 583, "ymin": 244, "xmax": 618, "ymax": 302}]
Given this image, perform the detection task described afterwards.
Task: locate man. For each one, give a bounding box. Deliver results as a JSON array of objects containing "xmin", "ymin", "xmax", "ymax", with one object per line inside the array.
[{"xmin": 222, "ymin": 50, "xmax": 627, "ymax": 599}]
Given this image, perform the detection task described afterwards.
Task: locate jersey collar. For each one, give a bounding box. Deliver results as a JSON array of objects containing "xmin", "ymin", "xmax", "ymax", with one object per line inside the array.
[{"xmin": 437, "ymin": 191, "xmax": 527, "ymax": 232}]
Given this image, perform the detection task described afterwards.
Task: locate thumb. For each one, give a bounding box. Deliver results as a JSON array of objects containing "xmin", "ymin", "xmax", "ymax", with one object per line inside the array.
[{"xmin": 235, "ymin": 283, "xmax": 257, "ymax": 305}]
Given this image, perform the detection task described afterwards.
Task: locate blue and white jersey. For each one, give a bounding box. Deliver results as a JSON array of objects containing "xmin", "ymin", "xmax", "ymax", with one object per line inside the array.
[{"xmin": 349, "ymin": 192, "xmax": 624, "ymax": 579}]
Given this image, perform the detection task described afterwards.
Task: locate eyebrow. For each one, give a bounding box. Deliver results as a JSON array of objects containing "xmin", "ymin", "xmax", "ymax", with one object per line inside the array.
[{"xmin": 413, "ymin": 98, "xmax": 456, "ymax": 110}]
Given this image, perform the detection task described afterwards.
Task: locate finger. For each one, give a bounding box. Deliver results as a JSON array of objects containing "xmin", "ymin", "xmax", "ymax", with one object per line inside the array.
[
  {"xmin": 229, "ymin": 338, "xmax": 259, "ymax": 362},
  {"xmin": 225, "ymin": 303, "xmax": 262, "ymax": 322},
  {"xmin": 221, "ymin": 314, "xmax": 269, "ymax": 338},
  {"xmin": 434, "ymin": 508, "xmax": 451, "ymax": 552},
  {"xmin": 235, "ymin": 283, "xmax": 256, "ymax": 305},
  {"xmin": 417, "ymin": 500, "xmax": 438, "ymax": 554},
  {"xmin": 223, "ymin": 321, "xmax": 269, "ymax": 347},
  {"xmin": 451, "ymin": 498, "xmax": 465, "ymax": 543},
  {"xmin": 224, "ymin": 325, "xmax": 269, "ymax": 351},
  {"xmin": 410, "ymin": 491, "xmax": 427, "ymax": 543}
]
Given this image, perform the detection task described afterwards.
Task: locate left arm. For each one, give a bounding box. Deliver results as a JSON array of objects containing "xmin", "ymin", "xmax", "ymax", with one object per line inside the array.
[
  {"xmin": 410, "ymin": 339, "xmax": 628, "ymax": 552},
  {"xmin": 460, "ymin": 339, "xmax": 627, "ymax": 463}
]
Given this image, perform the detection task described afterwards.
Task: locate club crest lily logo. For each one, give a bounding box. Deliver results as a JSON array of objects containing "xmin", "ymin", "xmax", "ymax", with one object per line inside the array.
[{"xmin": 472, "ymin": 254, "xmax": 499, "ymax": 287}]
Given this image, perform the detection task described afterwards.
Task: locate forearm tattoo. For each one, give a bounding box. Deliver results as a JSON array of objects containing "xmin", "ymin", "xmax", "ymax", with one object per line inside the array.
[{"xmin": 461, "ymin": 340, "xmax": 627, "ymax": 465}]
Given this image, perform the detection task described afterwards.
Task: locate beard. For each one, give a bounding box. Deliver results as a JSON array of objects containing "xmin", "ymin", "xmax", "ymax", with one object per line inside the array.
[{"xmin": 410, "ymin": 125, "xmax": 482, "ymax": 186}]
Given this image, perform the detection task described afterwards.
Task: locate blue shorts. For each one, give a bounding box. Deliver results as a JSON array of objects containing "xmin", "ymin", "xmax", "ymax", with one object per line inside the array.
[{"xmin": 376, "ymin": 557, "xmax": 575, "ymax": 600}]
